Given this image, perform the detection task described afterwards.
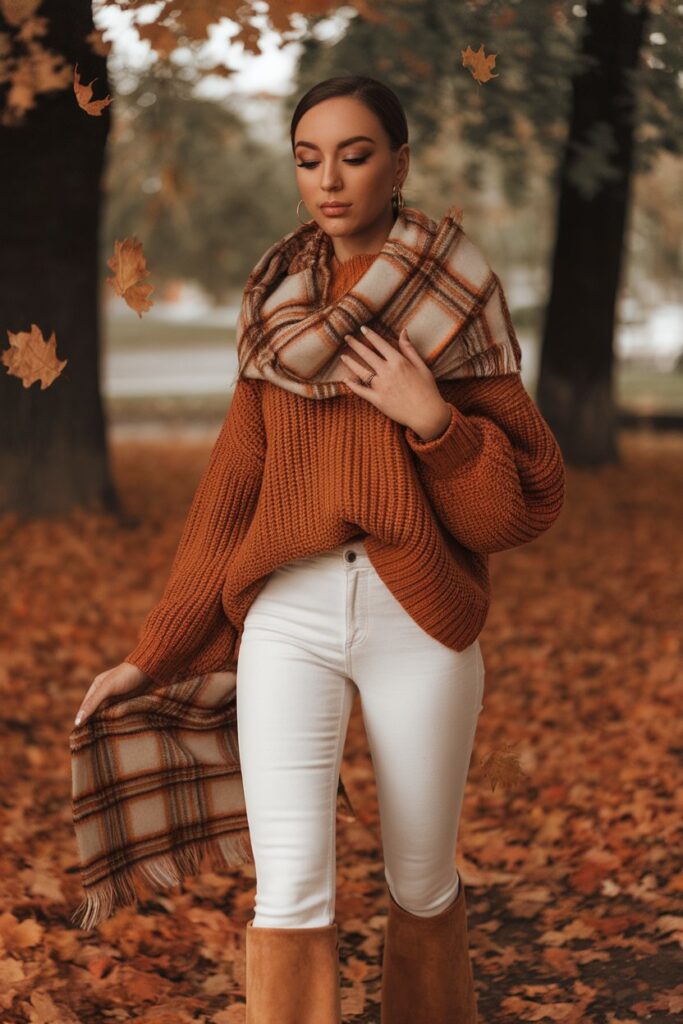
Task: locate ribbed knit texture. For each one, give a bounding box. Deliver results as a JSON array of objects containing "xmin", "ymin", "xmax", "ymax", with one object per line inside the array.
[
  {"xmin": 329, "ymin": 250, "xmax": 379, "ymax": 296},
  {"xmin": 125, "ymin": 249, "xmax": 566, "ymax": 686}
]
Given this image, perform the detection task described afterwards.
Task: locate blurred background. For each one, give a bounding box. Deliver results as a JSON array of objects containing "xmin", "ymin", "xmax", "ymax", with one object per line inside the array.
[
  {"xmin": 101, "ymin": 2, "xmax": 683, "ymax": 441},
  {"xmin": 1, "ymin": 0, "xmax": 682, "ymax": 516},
  {"xmin": 97, "ymin": 3, "xmax": 682, "ymax": 437}
]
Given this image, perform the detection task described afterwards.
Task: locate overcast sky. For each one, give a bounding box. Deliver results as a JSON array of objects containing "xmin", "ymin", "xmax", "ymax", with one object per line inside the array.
[{"xmin": 92, "ymin": 2, "xmax": 350, "ymax": 100}]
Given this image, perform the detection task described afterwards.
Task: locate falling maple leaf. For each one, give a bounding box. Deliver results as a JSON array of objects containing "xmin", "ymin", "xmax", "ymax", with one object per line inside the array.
[
  {"xmin": 479, "ymin": 743, "xmax": 528, "ymax": 791},
  {"xmin": 73, "ymin": 61, "xmax": 111, "ymax": 115},
  {"xmin": 462, "ymin": 43, "xmax": 499, "ymax": 84},
  {"xmin": 106, "ymin": 237, "xmax": 155, "ymax": 317},
  {"xmin": 1, "ymin": 322, "xmax": 67, "ymax": 388}
]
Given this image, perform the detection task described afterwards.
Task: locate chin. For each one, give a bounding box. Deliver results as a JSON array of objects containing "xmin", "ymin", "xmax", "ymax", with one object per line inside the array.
[{"xmin": 321, "ymin": 222, "xmax": 354, "ymax": 235}]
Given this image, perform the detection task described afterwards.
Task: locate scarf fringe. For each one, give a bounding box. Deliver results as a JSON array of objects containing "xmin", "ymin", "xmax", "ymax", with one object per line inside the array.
[{"xmin": 70, "ymin": 827, "xmax": 254, "ymax": 932}]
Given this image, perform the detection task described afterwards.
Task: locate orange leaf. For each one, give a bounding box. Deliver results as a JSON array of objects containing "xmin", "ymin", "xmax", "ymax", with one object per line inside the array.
[
  {"xmin": 136, "ymin": 22, "xmax": 179, "ymax": 59},
  {"xmin": 1, "ymin": 322, "xmax": 67, "ymax": 389},
  {"xmin": 85, "ymin": 28, "xmax": 113, "ymax": 58},
  {"xmin": 462, "ymin": 44, "xmax": 499, "ymax": 85},
  {"xmin": 87, "ymin": 955, "xmax": 116, "ymax": 979},
  {"xmin": 1, "ymin": 1, "xmax": 43, "ymax": 28},
  {"xmin": 0, "ymin": 911, "xmax": 44, "ymax": 950},
  {"xmin": 73, "ymin": 62, "xmax": 111, "ymax": 116},
  {"xmin": 479, "ymin": 743, "xmax": 528, "ymax": 790},
  {"xmin": 106, "ymin": 237, "xmax": 155, "ymax": 317}
]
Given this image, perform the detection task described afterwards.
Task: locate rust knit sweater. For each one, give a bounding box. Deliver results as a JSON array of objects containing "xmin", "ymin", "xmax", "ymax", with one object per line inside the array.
[{"xmin": 124, "ymin": 248, "xmax": 566, "ymax": 686}]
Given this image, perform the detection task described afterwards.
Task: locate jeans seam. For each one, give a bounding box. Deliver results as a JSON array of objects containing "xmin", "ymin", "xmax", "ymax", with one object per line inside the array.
[
  {"xmin": 354, "ymin": 569, "xmax": 370, "ymax": 646},
  {"xmin": 327, "ymin": 679, "xmax": 348, "ymax": 922},
  {"xmin": 477, "ymin": 640, "xmax": 485, "ymax": 713},
  {"xmin": 345, "ymin": 569, "xmax": 371, "ymax": 664}
]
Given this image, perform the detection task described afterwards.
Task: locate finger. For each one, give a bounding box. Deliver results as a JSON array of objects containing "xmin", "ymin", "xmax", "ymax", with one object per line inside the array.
[
  {"xmin": 74, "ymin": 696, "xmax": 94, "ymax": 727},
  {"xmin": 344, "ymin": 332, "xmax": 384, "ymax": 373},
  {"xmin": 340, "ymin": 351, "xmax": 375, "ymax": 380},
  {"xmin": 74, "ymin": 677, "xmax": 106, "ymax": 726},
  {"xmin": 343, "ymin": 375, "xmax": 378, "ymax": 402},
  {"xmin": 398, "ymin": 328, "xmax": 426, "ymax": 367},
  {"xmin": 358, "ymin": 325, "xmax": 400, "ymax": 360}
]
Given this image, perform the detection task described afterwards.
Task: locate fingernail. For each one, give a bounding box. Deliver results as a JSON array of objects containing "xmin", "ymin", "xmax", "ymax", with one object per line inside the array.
[
  {"xmin": 360, "ymin": 325, "xmax": 368, "ymax": 334},
  {"xmin": 74, "ymin": 714, "xmax": 82, "ymax": 726}
]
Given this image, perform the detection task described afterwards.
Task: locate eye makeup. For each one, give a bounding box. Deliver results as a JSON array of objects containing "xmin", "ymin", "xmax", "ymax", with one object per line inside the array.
[{"xmin": 296, "ymin": 155, "xmax": 370, "ymax": 169}]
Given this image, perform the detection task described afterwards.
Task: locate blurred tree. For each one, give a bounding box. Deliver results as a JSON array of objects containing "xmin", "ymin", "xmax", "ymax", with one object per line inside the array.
[
  {"xmin": 104, "ymin": 69, "xmax": 298, "ymax": 301},
  {"xmin": 0, "ymin": 0, "xmax": 299, "ymax": 516},
  {"xmin": 537, "ymin": 0, "xmax": 651, "ymax": 463},
  {"xmin": 0, "ymin": 0, "xmax": 115, "ymax": 516}
]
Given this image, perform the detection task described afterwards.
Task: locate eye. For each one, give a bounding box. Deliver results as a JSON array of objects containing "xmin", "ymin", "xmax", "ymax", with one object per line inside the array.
[{"xmin": 295, "ymin": 155, "xmax": 370, "ymax": 169}]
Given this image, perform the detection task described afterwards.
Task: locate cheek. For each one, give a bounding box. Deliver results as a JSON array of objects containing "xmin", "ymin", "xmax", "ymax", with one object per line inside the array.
[
  {"xmin": 295, "ymin": 168, "xmax": 316, "ymax": 195},
  {"xmin": 360, "ymin": 162, "xmax": 391, "ymax": 198}
]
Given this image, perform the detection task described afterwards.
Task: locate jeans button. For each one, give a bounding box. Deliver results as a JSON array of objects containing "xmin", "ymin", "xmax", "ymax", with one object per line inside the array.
[{"xmin": 344, "ymin": 550, "xmax": 356, "ymax": 563}]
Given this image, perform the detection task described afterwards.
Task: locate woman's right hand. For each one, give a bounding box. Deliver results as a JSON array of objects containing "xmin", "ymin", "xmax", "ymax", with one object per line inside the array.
[{"xmin": 74, "ymin": 661, "xmax": 154, "ymax": 728}]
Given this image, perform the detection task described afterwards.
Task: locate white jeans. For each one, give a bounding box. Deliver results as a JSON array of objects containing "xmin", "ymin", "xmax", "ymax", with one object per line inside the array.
[{"xmin": 236, "ymin": 537, "xmax": 485, "ymax": 928}]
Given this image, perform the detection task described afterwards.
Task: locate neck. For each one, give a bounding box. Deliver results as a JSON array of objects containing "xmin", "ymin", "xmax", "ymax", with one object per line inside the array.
[{"xmin": 329, "ymin": 207, "xmax": 398, "ymax": 263}]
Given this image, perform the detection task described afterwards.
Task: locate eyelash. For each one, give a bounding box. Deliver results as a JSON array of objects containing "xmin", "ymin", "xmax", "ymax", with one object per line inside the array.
[{"xmin": 296, "ymin": 156, "xmax": 369, "ymax": 169}]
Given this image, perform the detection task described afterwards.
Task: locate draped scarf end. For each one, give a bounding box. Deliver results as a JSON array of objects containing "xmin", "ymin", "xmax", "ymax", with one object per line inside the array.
[{"xmin": 70, "ymin": 828, "xmax": 255, "ymax": 931}]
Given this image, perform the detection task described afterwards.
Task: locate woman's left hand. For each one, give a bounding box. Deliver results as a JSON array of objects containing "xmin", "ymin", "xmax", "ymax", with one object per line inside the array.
[{"xmin": 340, "ymin": 324, "xmax": 453, "ymax": 441}]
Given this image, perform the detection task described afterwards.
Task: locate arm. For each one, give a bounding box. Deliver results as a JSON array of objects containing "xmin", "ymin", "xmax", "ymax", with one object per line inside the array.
[
  {"xmin": 124, "ymin": 378, "xmax": 266, "ymax": 685},
  {"xmin": 403, "ymin": 372, "xmax": 565, "ymax": 554}
]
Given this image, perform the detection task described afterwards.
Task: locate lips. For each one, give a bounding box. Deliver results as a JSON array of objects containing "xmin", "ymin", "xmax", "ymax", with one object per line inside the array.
[{"xmin": 321, "ymin": 203, "xmax": 350, "ymax": 210}]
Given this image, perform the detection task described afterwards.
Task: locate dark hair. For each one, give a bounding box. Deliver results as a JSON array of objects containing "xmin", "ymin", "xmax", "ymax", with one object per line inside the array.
[{"xmin": 290, "ymin": 75, "xmax": 408, "ymax": 154}]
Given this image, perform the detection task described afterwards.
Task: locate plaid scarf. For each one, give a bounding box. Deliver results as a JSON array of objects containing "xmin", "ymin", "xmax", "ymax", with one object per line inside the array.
[
  {"xmin": 70, "ymin": 674, "xmax": 359, "ymax": 929},
  {"xmin": 235, "ymin": 202, "xmax": 522, "ymax": 397},
  {"xmin": 70, "ymin": 203, "xmax": 521, "ymax": 931}
]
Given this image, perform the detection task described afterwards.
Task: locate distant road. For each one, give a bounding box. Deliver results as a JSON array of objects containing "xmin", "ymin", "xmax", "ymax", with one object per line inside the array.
[
  {"xmin": 104, "ymin": 345, "xmax": 239, "ymax": 397},
  {"xmin": 104, "ymin": 338, "xmax": 538, "ymax": 397},
  {"xmin": 103, "ymin": 337, "xmax": 683, "ymax": 432}
]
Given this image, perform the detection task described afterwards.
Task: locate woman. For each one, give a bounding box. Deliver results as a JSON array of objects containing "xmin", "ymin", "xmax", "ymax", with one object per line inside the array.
[{"xmin": 72, "ymin": 75, "xmax": 565, "ymax": 1024}]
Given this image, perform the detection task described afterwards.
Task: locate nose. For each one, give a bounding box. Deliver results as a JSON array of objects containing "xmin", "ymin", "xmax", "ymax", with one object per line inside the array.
[{"xmin": 320, "ymin": 162, "xmax": 343, "ymax": 192}]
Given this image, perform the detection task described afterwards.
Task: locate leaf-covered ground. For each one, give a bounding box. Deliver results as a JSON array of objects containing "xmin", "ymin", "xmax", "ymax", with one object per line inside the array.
[{"xmin": 1, "ymin": 429, "xmax": 681, "ymax": 1024}]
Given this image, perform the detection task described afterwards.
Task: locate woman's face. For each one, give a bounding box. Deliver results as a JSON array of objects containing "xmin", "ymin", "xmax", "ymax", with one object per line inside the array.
[{"xmin": 293, "ymin": 95, "xmax": 409, "ymax": 240}]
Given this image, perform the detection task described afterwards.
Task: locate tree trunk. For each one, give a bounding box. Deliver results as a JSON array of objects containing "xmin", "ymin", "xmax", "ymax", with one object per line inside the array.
[
  {"xmin": 0, "ymin": 0, "xmax": 119, "ymax": 517},
  {"xmin": 536, "ymin": 0, "xmax": 648, "ymax": 466}
]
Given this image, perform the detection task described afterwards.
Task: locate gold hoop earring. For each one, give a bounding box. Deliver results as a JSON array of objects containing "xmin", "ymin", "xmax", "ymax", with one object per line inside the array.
[
  {"xmin": 297, "ymin": 199, "xmax": 312, "ymax": 224},
  {"xmin": 392, "ymin": 184, "xmax": 405, "ymax": 214}
]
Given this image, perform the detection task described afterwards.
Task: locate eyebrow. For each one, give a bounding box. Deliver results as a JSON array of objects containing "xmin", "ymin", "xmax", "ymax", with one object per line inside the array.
[{"xmin": 294, "ymin": 135, "xmax": 376, "ymax": 151}]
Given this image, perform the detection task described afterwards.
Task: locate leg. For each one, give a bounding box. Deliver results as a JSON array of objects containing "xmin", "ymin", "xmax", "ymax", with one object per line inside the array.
[
  {"xmin": 351, "ymin": 567, "xmax": 485, "ymax": 1023},
  {"xmin": 236, "ymin": 632, "xmax": 356, "ymax": 927},
  {"xmin": 235, "ymin": 550, "xmax": 360, "ymax": 1023},
  {"xmin": 356, "ymin": 630, "xmax": 484, "ymax": 915}
]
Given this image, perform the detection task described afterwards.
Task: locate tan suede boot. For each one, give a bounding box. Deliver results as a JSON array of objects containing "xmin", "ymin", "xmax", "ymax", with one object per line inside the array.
[
  {"xmin": 380, "ymin": 880, "xmax": 479, "ymax": 1024},
  {"xmin": 245, "ymin": 919, "xmax": 342, "ymax": 1023}
]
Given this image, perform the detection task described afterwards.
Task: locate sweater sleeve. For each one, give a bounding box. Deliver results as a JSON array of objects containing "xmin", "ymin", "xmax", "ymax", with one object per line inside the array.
[
  {"xmin": 124, "ymin": 378, "xmax": 266, "ymax": 686},
  {"xmin": 403, "ymin": 372, "xmax": 565, "ymax": 554}
]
